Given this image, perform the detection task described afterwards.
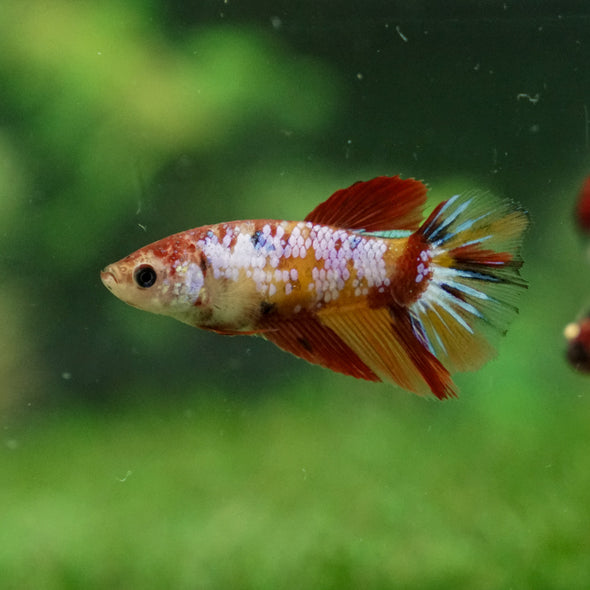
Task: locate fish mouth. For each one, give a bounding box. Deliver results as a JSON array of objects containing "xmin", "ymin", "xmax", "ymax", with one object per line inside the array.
[{"xmin": 100, "ymin": 267, "xmax": 119, "ymax": 290}]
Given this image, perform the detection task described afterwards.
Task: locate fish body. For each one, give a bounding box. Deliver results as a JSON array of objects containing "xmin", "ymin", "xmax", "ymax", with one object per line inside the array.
[{"xmin": 101, "ymin": 176, "xmax": 528, "ymax": 399}]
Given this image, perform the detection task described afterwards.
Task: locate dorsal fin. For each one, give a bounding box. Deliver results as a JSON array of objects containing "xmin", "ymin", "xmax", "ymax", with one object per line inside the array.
[{"xmin": 304, "ymin": 176, "xmax": 428, "ymax": 231}]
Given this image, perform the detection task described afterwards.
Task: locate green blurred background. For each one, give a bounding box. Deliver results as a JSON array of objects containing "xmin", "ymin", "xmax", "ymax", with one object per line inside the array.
[{"xmin": 2, "ymin": 1, "xmax": 590, "ymax": 588}]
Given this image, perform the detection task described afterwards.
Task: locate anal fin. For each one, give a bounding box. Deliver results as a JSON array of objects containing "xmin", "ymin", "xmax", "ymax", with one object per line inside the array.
[
  {"xmin": 317, "ymin": 306, "xmax": 456, "ymax": 399},
  {"xmin": 262, "ymin": 316, "xmax": 380, "ymax": 382}
]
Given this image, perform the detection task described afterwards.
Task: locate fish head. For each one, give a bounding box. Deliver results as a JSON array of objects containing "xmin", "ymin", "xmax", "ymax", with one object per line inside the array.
[{"xmin": 101, "ymin": 235, "xmax": 209, "ymax": 325}]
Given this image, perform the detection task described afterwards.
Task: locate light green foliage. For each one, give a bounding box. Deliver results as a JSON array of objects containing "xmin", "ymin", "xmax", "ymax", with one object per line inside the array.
[
  {"xmin": 2, "ymin": 384, "xmax": 590, "ymax": 589},
  {"xmin": 0, "ymin": 0, "xmax": 338, "ymax": 272},
  {"xmin": 0, "ymin": 0, "xmax": 341, "ymax": 407}
]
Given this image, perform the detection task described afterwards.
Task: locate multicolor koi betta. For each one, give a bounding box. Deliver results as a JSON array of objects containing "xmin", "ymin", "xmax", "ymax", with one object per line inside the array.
[{"xmin": 101, "ymin": 176, "xmax": 528, "ymax": 399}]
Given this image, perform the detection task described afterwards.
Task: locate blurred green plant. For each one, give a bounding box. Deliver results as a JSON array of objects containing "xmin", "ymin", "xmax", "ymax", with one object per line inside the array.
[
  {"xmin": 2, "ymin": 384, "xmax": 590, "ymax": 589},
  {"xmin": 0, "ymin": 0, "xmax": 341, "ymax": 408},
  {"xmin": 0, "ymin": 0, "xmax": 338, "ymax": 271}
]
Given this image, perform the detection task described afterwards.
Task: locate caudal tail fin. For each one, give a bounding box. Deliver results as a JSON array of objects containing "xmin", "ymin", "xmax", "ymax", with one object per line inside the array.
[{"xmin": 409, "ymin": 192, "xmax": 529, "ymax": 381}]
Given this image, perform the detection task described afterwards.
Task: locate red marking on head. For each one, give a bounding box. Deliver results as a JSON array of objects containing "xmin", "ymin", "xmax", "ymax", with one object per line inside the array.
[{"xmin": 146, "ymin": 235, "xmax": 198, "ymax": 276}]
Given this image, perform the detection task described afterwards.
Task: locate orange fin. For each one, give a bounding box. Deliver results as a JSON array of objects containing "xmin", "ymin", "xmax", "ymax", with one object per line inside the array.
[
  {"xmin": 304, "ymin": 176, "xmax": 428, "ymax": 231},
  {"xmin": 317, "ymin": 306, "xmax": 456, "ymax": 399},
  {"xmin": 262, "ymin": 316, "xmax": 380, "ymax": 382}
]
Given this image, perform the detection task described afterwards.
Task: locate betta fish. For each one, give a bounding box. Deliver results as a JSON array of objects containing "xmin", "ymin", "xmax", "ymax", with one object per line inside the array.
[{"xmin": 101, "ymin": 176, "xmax": 528, "ymax": 399}]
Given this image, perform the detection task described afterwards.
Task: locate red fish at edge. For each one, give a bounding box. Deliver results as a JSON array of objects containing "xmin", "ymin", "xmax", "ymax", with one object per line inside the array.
[{"xmin": 101, "ymin": 176, "xmax": 529, "ymax": 399}]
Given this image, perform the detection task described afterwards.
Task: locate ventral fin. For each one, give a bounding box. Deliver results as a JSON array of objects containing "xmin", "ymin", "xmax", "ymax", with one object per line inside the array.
[
  {"xmin": 261, "ymin": 316, "xmax": 380, "ymax": 382},
  {"xmin": 304, "ymin": 176, "xmax": 428, "ymax": 232},
  {"xmin": 317, "ymin": 305, "xmax": 457, "ymax": 399}
]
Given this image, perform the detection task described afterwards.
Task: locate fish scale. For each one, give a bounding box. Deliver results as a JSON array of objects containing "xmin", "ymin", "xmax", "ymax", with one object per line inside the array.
[{"xmin": 193, "ymin": 220, "xmax": 396, "ymax": 312}]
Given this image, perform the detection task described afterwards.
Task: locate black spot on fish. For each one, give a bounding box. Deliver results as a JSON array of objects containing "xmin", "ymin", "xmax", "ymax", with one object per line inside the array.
[
  {"xmin": 199, "ymin": 252, "xmax": 208, "ymax": 274},
  {"xmin": 260, "ymin": 301, "xmax": 276, "ymax": 316},
  {"xmin": 251, "ymin": 230, "xmax": 266, "ymax": 249},
  {"xmin": 297, "ymin": 337, "xmax": 313, "ymax": 352}
]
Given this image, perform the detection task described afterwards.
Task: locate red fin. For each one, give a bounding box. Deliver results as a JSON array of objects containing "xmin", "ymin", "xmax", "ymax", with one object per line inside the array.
[
  {"xmin": 317, "ymin": 306, "xmax": 456, "ymax": 399},
  {"xmin": 262, "ymin": 316, "xmax": 380, "ymax": 382},
  {"xmin": 304, "ymin": 176, "xmax": 428, "ymax": 231}
]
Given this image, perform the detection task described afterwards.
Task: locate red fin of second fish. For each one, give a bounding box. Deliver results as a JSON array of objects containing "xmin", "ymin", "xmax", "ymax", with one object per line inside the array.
[{"xmin": 304, "ymin": 176, "xmax": 428, "ymax": 231}]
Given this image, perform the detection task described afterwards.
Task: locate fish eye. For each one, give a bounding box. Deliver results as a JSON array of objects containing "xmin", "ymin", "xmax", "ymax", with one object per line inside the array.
[{"xmin": 133, "ymin": 264, "xmax": 157, "ymax": 288}]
